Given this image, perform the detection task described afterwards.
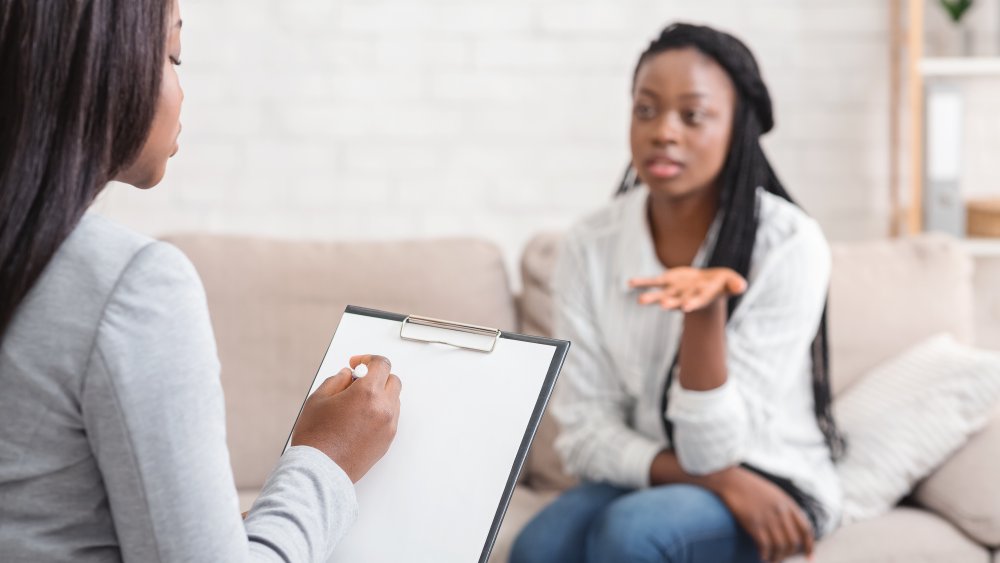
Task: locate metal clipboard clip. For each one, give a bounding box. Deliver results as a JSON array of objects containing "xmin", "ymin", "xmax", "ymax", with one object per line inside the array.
[{"xmin": 399, "ymin": 314, "xmax": 501, "ymax": 353}]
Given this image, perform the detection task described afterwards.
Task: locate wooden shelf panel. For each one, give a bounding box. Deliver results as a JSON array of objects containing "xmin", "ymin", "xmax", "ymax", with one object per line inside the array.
[
  {"xmin": 962, "ymin": 238, "xmax": 1000, "ymax": 257},
  {"xmin": 920, "ymin": 57, "xmax": 1000, "ymax": 77}
]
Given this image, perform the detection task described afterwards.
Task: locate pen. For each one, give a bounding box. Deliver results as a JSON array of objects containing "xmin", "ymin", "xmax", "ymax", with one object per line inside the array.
[{"xmin": 352, "ymin": 363, "xmax": 368, "ymax": 380}]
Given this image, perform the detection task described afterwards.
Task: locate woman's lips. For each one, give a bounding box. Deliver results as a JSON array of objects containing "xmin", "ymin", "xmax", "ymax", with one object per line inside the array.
[{"xmin": 644, "ymin": 156, "xmax": 684, "ymax": 179}]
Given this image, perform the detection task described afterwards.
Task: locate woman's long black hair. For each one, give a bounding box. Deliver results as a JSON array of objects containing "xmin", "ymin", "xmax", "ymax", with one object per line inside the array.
[
  {"xmin": 618, "ymin": 24, "xmax": 846, "ymax": 464},
  {"xmin": 0, "ymin": 0, "xmax": 170, "ymax": 339}
]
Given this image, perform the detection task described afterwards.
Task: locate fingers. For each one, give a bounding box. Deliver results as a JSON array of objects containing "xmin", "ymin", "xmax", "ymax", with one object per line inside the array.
[
  {"xmin": 751, "ymin": 525, "xmax": 774, "ymax": 563},
  {"xmin": 677, "ymin": 287, "xmax": 706, "ymax": 312},
  {"xmin": 791, "ymin": 507, "xmax": 815, "ymax": 557},
  {"xmin": 637, "ymin": 290, "xmax": 681, "ymax": 308},
  {"xmin": 773, "ymin": 510, "xmax": 800, "ymax": 562},
  {"xmin": 628, "ymin": 274, "xmax": 669, "ymax": 289},
  {"xmin": 726, "ymin": 272, "xmax": 749, "ymax": 296},
  {"xmin": 637, "ymin": 290, "xmax": 667, "ymax": 305},
  {"xmin": 385, "ymin": 373, "xmax": 402, "ymax": 396},
  {"xmin": 767, "ymin": 519, "xmax": 786, "ymax": 562},
  {"xmin": 662, "ymin": 288, "xmax": 691, "ymax": 311},
  {"xmin": 769, "ymin": 506, "xmax": 812, "ymax": 563},
  {"xmin": 629, "ymin": 268, "xmax": 696, "ymax": 289},
  {"xmin": 637, "ymin": 288, "xmax": 700, "ymax": 311},
  {"xmin": 641, "ymin": 285, "xmax": 713, "ymax": 312},
  {"xmin": 314, "ymin": 368, "xmax": 353, "ymax": 397},
  {"xmin": 350, "ymin": 355, "xmax": 391, "ymax": 386}
]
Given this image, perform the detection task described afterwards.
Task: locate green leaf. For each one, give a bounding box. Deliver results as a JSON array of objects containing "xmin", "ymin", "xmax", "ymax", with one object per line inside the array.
[{"xmin": 939, "ymin": 0, "xmax": 974, "ymax": 23}]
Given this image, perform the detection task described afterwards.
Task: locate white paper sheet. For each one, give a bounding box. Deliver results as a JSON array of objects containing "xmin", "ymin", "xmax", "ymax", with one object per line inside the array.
[{"xmin": 289, "ymin": 311, "xmax": 561, "ymax": 563}]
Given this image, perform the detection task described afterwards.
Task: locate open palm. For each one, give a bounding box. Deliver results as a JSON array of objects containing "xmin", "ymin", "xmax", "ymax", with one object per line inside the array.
[{"xmin": 629, "ymin": 267, "xmax": 748, "ymax": 313}]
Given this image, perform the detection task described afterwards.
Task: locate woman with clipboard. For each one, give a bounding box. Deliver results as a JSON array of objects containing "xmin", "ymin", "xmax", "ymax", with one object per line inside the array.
[
  {"xmin": 0, "ymin": 1, "xmax": 399, "ymax": 561},
  {"xmin": 512, "ymin": 24, "xmax": 844, "ymax": 563}
]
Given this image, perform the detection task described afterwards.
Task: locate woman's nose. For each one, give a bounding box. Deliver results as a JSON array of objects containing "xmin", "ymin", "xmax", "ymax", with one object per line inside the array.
[{"xmin": 652, "ymin": 113, "xmax": 682, "ymax": 145}]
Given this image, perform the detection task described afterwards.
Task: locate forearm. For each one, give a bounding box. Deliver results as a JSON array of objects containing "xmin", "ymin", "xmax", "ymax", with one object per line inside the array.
[
  {"xmin": 677, "ymin": 298, "xmax": 728, "ymax": 391},
  {"xmin": 555, "ymin": 401, "xmax": 665, "ymax": 489},
  {"xmin": 648, "ymin": 449, "xmax": 739, "ymax": 492}
]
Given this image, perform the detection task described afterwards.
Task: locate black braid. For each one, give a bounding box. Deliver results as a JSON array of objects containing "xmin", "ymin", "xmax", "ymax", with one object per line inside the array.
[{"xmin": 618, "ymin": 23, "xmax": 845, "ymax": 477}]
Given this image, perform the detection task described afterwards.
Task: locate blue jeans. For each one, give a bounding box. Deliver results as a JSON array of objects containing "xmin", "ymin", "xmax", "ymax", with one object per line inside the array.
[{"xmin": 510, "ymin": 483, "xmax": 762, "ymax": 563}]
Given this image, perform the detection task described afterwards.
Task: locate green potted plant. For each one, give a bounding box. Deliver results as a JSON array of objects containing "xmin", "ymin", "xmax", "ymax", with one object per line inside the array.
[{"xmin": 938, "ymin": 0, "xmax": 976, "ymax": 56}]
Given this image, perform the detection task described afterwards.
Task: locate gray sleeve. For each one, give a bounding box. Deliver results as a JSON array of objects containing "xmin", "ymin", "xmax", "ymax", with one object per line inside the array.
[{"xmin": 81, "ymin": 241, "xmax": 357, "ymax": 563}]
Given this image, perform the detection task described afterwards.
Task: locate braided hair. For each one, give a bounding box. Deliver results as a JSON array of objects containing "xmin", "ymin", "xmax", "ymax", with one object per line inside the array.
[{"xmin": 618, "ymin": 23, "xmax": 846, "ymax": 463}]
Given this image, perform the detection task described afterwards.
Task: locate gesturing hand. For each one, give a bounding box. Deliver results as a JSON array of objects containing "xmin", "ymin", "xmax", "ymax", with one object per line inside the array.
[
  {"xmin": 717, "ymin": 469, "xmax": 815, "ymax": 563},
  {"xmin": 629, "ymin": 267, "xmax": 747, "ymax": 313}
]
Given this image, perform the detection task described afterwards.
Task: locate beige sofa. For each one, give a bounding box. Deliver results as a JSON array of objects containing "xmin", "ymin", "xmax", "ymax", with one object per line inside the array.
[{"xmin": 166, "ymin": 232, "xmax": 1000, "ymax": 562}]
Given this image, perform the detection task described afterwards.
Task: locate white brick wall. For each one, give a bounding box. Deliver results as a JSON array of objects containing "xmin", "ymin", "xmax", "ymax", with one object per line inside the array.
[{"xmin": 94, "ymin": 0, "xmax": 904, "ymax": 278}]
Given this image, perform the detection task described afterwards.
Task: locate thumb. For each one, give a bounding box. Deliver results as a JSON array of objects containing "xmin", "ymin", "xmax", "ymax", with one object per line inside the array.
[
  {"xmin": 313, "ymin": 368, "xmax": 353, "ymax": 397},
  {"xmin": 725, "ymin": 273, "xmax": 748, "ymax": 296}
]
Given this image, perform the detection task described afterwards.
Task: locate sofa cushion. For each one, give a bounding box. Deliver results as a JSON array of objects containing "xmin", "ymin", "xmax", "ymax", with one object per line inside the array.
[
  {"xmin": 517, "ymin": 233, "xmax": 577, "ymax": 492},
  {"xmin": 828, "ymin": 234, "xmax": 975, "ymax": 395},
  {"xmin": 237, "ymin": 489, "xmax": 259, "ymax": 513},
  {"xmin": 973, "ymin": 255, "xmax": 1000, "ymax": 351},
  {"xmin": 164, "ymin": 234, "xmax": 516, "ymax": 489},
  {"xmin": 785, "ymin": 508, "xmax": 990, "ymax": 563},
  {"xmin": 914, "ymin": 405, "xmax": 1000, "ymax": 547},
  {"xmin": 834, "ymin": 334, "xmax": 1000, "ymax": 524},
  {"xmin": 518, "ymin": 232, "xmax": 562, "ymax": 340}
]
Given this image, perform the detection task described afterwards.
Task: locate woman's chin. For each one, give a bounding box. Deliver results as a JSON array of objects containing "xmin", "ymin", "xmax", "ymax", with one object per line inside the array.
[
  {"xmin": 130, "ymin": 164, "xmax": 169, "ymax": 190},
  {"xmin": 645, "ymin": 179, "xmax": 704, "ymax": 201}
]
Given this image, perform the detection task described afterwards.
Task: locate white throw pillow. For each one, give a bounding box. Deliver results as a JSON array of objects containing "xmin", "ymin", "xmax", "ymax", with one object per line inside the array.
[{"xmin": 834, "ymin": 333, "xmax": 1000, "ymax": 524}]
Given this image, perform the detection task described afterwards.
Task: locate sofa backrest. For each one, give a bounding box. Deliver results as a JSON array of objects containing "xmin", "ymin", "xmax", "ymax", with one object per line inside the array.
[
  {"xmin": 517, "ymin": 232, "xmax": 977, "ymax": 491},
  {"xmin": 827, "ymin": 233, "xmax": 975, "ymax": 394},
  {"xmin": 972, "ymin": 254, "xmax": 1000, "ymax": 352},
  {"xmin": 164, "ymin": 234, "xmax": 517, "ymax": 489}
]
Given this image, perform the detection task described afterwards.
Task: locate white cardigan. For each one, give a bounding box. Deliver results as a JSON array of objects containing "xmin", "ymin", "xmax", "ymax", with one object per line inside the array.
[{"xmin": 551, "ymin": 186, "xmax": 842, "ymax": 535}]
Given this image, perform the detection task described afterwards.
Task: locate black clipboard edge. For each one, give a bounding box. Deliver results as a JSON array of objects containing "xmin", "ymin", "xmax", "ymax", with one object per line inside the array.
[
  {"xmin": 287, "ymin": 305, "xmax": 570, "ymax": 562},
  {"xmin": 478, "ymin": 331, "xmax": 568, "ymax": 563}
]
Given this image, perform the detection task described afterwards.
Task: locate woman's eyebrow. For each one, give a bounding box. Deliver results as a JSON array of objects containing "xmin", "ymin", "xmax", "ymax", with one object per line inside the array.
[
  {"xmin": 636, "ymin": 87, "xmax": 660, "ymax": 99},
  {"xmin": 678, "ymin": 92, "xmax": 709, "ymax": 100}
]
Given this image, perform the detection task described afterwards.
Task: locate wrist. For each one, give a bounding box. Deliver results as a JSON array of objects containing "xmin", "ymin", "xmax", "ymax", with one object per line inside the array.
[
  {"xmin": 700, "ymin": 466, "xmax": 743, "ymax": 496},
  {"xmin": 684, "ymin": 296, "xmax": 726, "ymax": 320}
]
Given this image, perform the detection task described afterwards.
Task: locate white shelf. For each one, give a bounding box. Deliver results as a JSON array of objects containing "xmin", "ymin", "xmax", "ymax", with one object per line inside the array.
[
  {"xmin": 920, "ymin": 57, "xmax": 1000, "ymax": 77},
  {"xmin": 962, "ymin": 238, "xmax": 1000, "ymax": 257}
]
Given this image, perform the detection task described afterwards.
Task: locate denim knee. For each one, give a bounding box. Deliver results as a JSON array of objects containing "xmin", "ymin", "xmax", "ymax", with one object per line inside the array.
[
  {"xmin": 585, "ymin": 484, "xmax": 730, "ymax": 563},
  {"xmin": 509, "ymin": 524, "xmax": 553, "ymax": 563},
  {"xmin": 585, "ymin": 497, "xmax": 676, "ymax": 562}
]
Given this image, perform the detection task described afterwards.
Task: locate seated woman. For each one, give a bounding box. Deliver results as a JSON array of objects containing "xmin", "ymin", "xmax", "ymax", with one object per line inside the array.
[
  {"xmin": 0, "ymin": 1, "xmax": 399, "ymax": 561},
  {"xmin": 512, "ymin": 23, "xmax": 844, "ymax": 563}
]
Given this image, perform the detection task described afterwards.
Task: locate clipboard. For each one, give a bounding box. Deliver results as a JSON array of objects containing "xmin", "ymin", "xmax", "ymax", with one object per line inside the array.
[{"xmin": 282, "ymin": 305, "xmax": 569, "ymax": 563}]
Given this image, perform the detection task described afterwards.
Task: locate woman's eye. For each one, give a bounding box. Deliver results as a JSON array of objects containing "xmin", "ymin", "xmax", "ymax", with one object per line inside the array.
[
  {"xmin": 633, "ymin": 104, "xmax": 656, "ymax": 120},
  {"xmin": 682, "ymin": 110, "xmax": 706, "ymax": 125},
  {"xmin": 169, "ymin": 55, "xmax": 182, "ymax": 66}
]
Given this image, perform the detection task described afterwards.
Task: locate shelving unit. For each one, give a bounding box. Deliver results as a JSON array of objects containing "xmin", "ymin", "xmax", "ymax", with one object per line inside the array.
[
  {"xmin": 920, "ymin": 57, "xmax": 1000, "ymax": 77},
  {"xmin": 890, "ymin": 1, "xmax": 1000, "ymax": 240},
  {"xmin": 962, "ymin": 238, "xmax": 1000, "ymax": 257}
]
